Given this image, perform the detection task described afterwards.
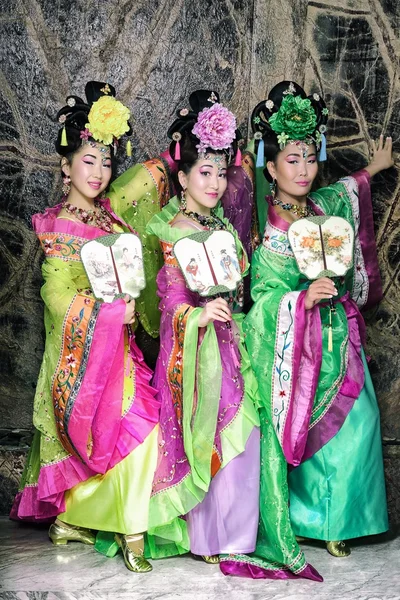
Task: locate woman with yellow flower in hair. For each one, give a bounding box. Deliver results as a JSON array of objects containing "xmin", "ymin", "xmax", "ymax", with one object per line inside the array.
[{"xmin": 10, "ymin": 82, "xmax": 160, "ymax": 574}]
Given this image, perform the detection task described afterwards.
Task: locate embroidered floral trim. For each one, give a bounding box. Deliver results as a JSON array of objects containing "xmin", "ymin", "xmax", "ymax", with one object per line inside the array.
[
  {"xmin": 271, "ymin": 292, "xmax": 298, "ymax": 444},
  {"xmin": 142, "ymin": 159, "xmax": 171, "ymax": 209},
  {"xmin": 262, "ymin": 222, "xmax": 294, "ymax": 257},
  {"xmin": 38, "ymin": 233, "xmax": 86, "ymax": 261},
  {"xmin": 160, "ymin": 240, "xmax": 179, "ymax": 267},
  {"xmin": 51, "ymin": 294, "xmax": 97, "ymax": 458},
  {"xmin": 63, "ymin": 302, "xmax": 100, "ymax": 429},
  {"xmin": 167, "ymin": 304, "xmax": 193, "ymax": 430}
]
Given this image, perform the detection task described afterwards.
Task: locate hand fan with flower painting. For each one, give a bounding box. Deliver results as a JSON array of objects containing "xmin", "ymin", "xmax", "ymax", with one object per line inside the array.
[
  {"xmin": 288, "ymin": 215, "xmax": 354, "ymax": 352},
  {"xmin": 288, "ymin": 216, "xmax": 354, "ymax": 280}
]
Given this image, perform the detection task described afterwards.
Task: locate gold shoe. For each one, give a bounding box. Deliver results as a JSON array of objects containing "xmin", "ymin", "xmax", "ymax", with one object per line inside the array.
[
  {"xmin": 326, "ymin": 540, "xmax": 351, "ymax": 557},
  {"xmin": 48, "ymin": 521, "xmax": 96, "ymax": 546},
  {"xmin": 202, "ymin": 555, "xmax": 220, "ymax": 564},
  {"xmin": 115, "ymin": 534, "xmax": 152, "ymax": 573},
  {"xmin": 296, "ymin": 536, "xmax": 306, "ymax": 543}
]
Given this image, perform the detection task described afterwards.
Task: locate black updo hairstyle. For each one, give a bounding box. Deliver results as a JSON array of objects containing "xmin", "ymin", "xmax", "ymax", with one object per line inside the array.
[
  {"xmin": 55, "ymin": 81, "xmax": 132, "ymax": 180},
  {"xmin": 167, "ymin": 90, "xmax": 242, "ymax": 193},
  {"xmin": 251, "ymin": 81, "xmax": 328, "ymax": 182}
]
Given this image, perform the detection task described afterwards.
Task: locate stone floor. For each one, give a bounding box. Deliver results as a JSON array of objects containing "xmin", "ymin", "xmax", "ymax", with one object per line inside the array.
[{"xmin": 0, "ymin": 519, "xmax": 400, "ymax": 600}]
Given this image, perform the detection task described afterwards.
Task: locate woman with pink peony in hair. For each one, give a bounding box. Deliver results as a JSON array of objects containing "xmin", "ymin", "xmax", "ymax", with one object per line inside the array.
[{"xmin": 140, "ymin": 91, "xmax": 261, "ymax": 564}]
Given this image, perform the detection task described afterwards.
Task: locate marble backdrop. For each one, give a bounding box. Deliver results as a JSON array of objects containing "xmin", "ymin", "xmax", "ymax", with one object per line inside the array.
[{"xmin": 0, "ymin": 0, "xmax": 399, "ymax": 516}]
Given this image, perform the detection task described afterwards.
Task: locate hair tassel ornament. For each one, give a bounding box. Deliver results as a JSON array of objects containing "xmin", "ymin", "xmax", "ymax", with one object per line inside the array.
[
  {"xmin": 126, "ymin": 139, "xmax": 132, "ymax": 157},
  {"xmin": 174, "ymin": 140, "xmax": 181, "ymax": 161},
  {"xmin": 256, "ymin": 136, "xmax": 265, "ymax": 168},
  {"xmin": 234, "ymin": 146, "xmax": 242, "ymax": 167},
  {"xmin": 61, "ymin": 125, "xmax": 68, "ymax": 147},
  {"xmin": 318, "ymin": 132, "xmax": 327, "ymax": 162},
  {"xmin": 172, "ymin": 132, "xmax": 182, "ymax": 161}
]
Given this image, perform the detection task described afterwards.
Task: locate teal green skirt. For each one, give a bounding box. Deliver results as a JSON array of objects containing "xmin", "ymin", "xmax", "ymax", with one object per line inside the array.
[{"xmin": 288, "ymin": 353, "xmax": 388, "ymax": 541}]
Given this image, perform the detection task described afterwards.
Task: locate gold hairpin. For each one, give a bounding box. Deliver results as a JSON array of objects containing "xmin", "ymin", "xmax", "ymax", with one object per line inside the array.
[{"xmin": 100, "ymin": 83, "xmax": 111, "ymax": 94}]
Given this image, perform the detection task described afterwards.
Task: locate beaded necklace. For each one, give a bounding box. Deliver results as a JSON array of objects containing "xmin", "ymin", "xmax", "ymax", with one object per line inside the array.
[
  {"xmin": 272, "ymin": 197, "xmax": 315, "ymax": 218},
  {"xmin": 62, "ymin": 200, "xmax": 114, "ymax": 233},
  {"xmin": 179, "ymin": 207, "xmax": 226, "ymax": 230}
]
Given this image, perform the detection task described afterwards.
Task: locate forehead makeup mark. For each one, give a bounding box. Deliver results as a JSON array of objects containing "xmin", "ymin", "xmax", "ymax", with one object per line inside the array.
[
  {"xmin": 202, "ymin": 153, "xmax": 227, "ymax": 167},
  {"xmin": 295, "ymin": 140, "xmax": 311, "ymax": 160},
  {"xmin": 82, "ymin": 140, "xmax": 110, "ymax": 154},
  {"xmin": 200, "ymin": 162, "xmax": 227, "ymax": 172}
]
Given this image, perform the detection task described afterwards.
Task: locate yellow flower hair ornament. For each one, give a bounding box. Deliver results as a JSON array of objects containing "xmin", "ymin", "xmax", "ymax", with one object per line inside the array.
[{"xmin": 86, "ymin": 95, "xmax": 131, "ymax": 146}]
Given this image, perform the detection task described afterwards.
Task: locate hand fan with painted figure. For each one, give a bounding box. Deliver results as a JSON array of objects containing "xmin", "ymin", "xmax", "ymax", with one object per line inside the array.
[
  {"xmin": 173, "ymin": 230, "xmax": 242, "ymax": 297},
  {"xmin": 81, "ymin": 233, "xmax": 145, "ymax": 302}
]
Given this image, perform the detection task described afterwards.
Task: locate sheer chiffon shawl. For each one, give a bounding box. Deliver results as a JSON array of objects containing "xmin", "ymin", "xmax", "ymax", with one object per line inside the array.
[
  {"xmin": 145, "ymin": 198, "xmax": 259, "ymax": 539},
  {"xmin": 11, "ymin": 202, "xmax": 159, "ymax": 521}
]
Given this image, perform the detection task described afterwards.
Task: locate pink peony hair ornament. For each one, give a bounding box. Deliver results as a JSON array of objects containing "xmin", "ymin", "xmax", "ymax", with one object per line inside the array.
[{"xmin": 192, "ymin": 102, "xmax": 237, "ymax": 154}]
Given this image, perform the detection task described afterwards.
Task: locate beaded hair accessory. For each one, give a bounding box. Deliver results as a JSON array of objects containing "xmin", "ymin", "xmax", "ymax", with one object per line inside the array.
[{"xmin": 80, "ymin": 136, "xmax": 112, "ymax": 155}]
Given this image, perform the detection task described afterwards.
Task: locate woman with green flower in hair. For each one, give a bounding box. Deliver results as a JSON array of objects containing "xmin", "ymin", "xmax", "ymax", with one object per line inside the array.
[{"xmin": 222, "ymin": 81, "xmax": 392, "ymax": 579}]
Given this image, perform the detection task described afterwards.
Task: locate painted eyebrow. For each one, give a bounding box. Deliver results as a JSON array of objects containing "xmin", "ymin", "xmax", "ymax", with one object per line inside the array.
[
  {"xmin": 200, "ymin": 164, "xmax": 227, "ymax": 169},
  {"xmin": 83, "ymin": 153, "xmax": 111, "ymax": 160},
  {"xmin": 285, "ymin": 152, "xmax": 317, "ymax": 158}
]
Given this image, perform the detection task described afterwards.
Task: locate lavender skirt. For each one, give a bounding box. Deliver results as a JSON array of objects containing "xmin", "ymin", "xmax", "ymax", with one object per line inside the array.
[{"xmin": 186, "ymin": 426, "xmax": 260, "ymax": 555}]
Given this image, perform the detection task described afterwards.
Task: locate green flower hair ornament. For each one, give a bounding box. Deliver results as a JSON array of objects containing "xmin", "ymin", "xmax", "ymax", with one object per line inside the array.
[
  {"xmin": 277, "ymin": 132, "xmax": 290, "ymax": 147},
  {"xmin": 268, "ymin": 95, "xmax": 317, "ymax": 141}
]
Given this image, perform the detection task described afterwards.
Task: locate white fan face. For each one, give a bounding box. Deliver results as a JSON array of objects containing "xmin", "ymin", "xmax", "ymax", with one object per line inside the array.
[
  {"xmin": 173, "ymin": 230, "xmax": 242, "ymax": 296},
  {"xmin": 81, "ymin": 233, "xmax": 145, "ymax": 301},
  {"xmin": 288, "ymin": 216, "xmax": 354, "ymax": 280}
]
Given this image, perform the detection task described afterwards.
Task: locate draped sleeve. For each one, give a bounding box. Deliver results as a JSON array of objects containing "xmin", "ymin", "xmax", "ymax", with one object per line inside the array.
[
  {"xmin": 244, "ymin": 236, "xmax": 322, "ymax": 466},
  {"xmin": 32, "ymin": 208, "xmax": 145, "ymax": 473},
  {"xmin": 221, "ymin": 151, "xmax": 260, "ymax": 258},
  {"xmin": 310, "ymin": 169, "xmax": 382, "ymax": 309},
  {"xmin": 108, "ymin": 157, "xmax": 173, "ymax": 337},
  {"xmin": 23, "ymin": 211, "xmax": 159, "ymax": 518}
]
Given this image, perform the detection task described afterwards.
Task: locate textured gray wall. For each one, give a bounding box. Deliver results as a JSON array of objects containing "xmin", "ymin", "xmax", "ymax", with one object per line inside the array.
[{"xmin": 1, "ymin": 0, "xmax": 399, "ymax": 518}]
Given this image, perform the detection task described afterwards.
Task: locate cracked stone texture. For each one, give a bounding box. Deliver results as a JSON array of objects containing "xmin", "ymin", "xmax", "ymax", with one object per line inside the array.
[{"xmin": 0, "ymin": 0, "xmax": 399, "ymax": 506}]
